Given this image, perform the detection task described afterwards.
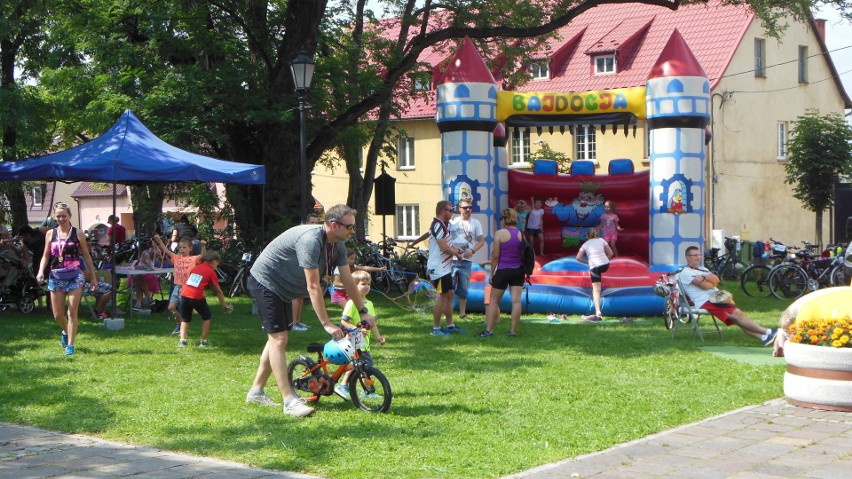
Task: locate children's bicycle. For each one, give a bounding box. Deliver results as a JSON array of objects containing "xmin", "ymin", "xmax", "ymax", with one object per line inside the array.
[{"xmin": 287, "ymin": 325, "xmax": 392, "ymax": 413}]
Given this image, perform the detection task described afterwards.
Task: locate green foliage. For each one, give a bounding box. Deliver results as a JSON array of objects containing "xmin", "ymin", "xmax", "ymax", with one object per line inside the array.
[
  {"xmin": 784, "ymin": 109, "xmax": 852, "ymax": 214},
  {"xmin": 0, "ymin": 292, "xmax": 787, "ymax": 479},
  {"xmin": 529, "ymin": 146, "xmax": 572, "ymax": 173}
]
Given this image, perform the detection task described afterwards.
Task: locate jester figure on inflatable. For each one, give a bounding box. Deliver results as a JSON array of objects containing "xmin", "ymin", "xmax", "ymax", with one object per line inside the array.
[{"xmin": 436, "ymin": 32, "xmax": 710, "ymax": 317}]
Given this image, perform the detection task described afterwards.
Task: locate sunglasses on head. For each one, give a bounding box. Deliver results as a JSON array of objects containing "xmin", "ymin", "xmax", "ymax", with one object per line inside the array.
[{"xmin": 53, "ymin": 202, "xmax": 69, "ymax": 210}]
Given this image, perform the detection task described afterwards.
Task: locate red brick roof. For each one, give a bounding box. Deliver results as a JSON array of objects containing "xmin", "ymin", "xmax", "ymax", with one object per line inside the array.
[{"xmin": 389, "ymin": 1, "xmax": 849, "ymax": 119}]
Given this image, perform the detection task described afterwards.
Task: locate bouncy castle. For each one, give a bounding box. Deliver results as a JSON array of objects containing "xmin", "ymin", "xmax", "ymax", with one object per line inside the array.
[{"xmin": 436, "ymin": 32, "xmax": 710, "ymax": 316}]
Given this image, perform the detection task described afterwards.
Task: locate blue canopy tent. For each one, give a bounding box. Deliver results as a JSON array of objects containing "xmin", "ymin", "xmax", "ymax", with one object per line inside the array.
[
  {"xmin": 0, "ymin": 109, "xmax": 266, "ymax": 318},
  {"xmin": 0, "ymin": 110, "xmax": 265, "ymax": 184}
]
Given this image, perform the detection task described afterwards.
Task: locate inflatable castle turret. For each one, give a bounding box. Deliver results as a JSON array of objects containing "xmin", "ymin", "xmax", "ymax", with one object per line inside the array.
[
  {"xmin": 646, "ymin": 29, "xmax": 711, "ymax": 266},
  {"xmin": 436, "ymin": 37, "xmax": 503, "ymax": 263}
]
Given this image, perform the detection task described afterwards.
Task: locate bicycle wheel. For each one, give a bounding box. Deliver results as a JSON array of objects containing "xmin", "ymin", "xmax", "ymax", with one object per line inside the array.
[
  {"xmin": 228, "ymin": 269, "xmax": 244, "ymax": 297},
  {"xmin": 387, "ymin": 264, "xmax": 408, "ymax": 294},
  {"xmin": 740, "ymin": 264, "xmax": 772, "ymax": 297},
  {"xmin": 663, "ymin": 300, "xmax": 678, "ymax": 330},
  {"xmin": 287, "ymin": 357, "xmax": 322, "ymax": 404},
  {"xmin": 348, "ymin": 365, "xmax": 392, "ymax": 413},
  {"xmin": 830, "ymin": 265, "xmax": 848, "ymax": 286},
  {"xmin": 719, "ymin": 259, "xmax": 746, "ymax": 283},
  {"xmin": 769, "ymin": 265, "xmax": 808, "ymax": 300},
  {"xmin": 217, "ymin": 262, "xmax": 238, "ymax": 290}
]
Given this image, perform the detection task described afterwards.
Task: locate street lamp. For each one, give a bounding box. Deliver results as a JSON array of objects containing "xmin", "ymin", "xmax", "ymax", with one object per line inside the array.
[{"xmin": 290, "ymin": 49, "xmax": 315, "ymax": 224}]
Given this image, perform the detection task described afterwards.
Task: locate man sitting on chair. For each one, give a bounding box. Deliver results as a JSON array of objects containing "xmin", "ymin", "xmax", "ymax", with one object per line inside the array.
[{"xmin": 678, "ymin": 246, "xmax": 777, "ymax": 345}]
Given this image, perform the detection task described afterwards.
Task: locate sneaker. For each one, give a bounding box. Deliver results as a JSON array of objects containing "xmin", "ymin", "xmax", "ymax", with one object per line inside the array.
[
  {"xmin": 334, "ymin": 384, "xmax": 351, "ymax": 401},
  {"xmin": 431, "ymin": 328, "xmax": 451, "ymax": 337},
  {"xmin": 581, "ymin": 315, "xmax": 602, "ymax": 323},
  {"xmin": 291, "ymin": 322, "xmax": 309, "ymax": 331},
  {"xmin": 178, "ymin": 339, "xmax": 187, "ymax": 348},
  {"xmin": 283, "ymin": 397, "xmax": 315, "ymax": 417},
  {"xmin": 445, "ymin": 324, "xmax": 466, "ymax": 334},
  {"xmin": 478, "ymin": 330, "xmax": 493, "ymax": 337},
  {"xmin": 762, "ymin": 328, "xmax": 778, "ymax": 346},
  {"xmin": 98, "ymin": 311, "xmax": 110, "ymax": 320},
  {"xmin": 508, "ymin": 331, "xmax": 517, "ymax": 337},
  {"xmin": 64, "ymin": 345, "xmax": 75, "ymax": 356},
  {"xmin": 245, "ymin": 392, "xmax": 278, "ymax": 407},
  {"xmin": 60, "ymin": 331, "xmax": 68, "ymax": 348},
  {"xmin": 198, "ymin": 339, "xmax": 209, "ymax": 348},
  {"xmin": 171, "ymin": 324, "xmax": 181, "ymax": 335},
  {"xmin": 133, "ymin": 304, "xmax": 143, "ymax": 310},
  {"xmin": 360, "ymin": 390, "xmax": 381, "ymax": 400}
]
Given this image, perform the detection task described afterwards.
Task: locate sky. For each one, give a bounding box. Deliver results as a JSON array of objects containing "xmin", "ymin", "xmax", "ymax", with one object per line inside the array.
[{"xmin": 816, "ymin": 6, "xmax": 852, "ymax": 99}]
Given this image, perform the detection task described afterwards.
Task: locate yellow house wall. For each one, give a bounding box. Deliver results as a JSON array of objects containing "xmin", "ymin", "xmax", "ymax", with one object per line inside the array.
[
  {"xmin": 710, "ymin": 18, "xmax": 845, "ymax": 247},
  {"xmin": 313, "ymin": 17, "xmax": 847, "ymax": 250}
]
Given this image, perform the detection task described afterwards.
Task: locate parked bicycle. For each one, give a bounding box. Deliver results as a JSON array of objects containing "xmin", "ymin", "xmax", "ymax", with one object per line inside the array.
[
  {"xmin": 351, "ymin": 237, "xmax": 407, "ymax": 294},
  {"xmin": 768, "ymin": 246, "xmax": 845, "ymax": 299},
  {"xmin": 740, "ymin": 238, "xmax": 792, "ymax": 297},
  {"xmin": 228, "ymin": 251, "xmax": 254, "ymax": 297},
  {"xmin": 704, "ymin": 237, "xmax": 746, "ymax": 283},
  {"xmin": 287, "ymin": 323, "xmax": 392, "ymax": 413},
  {"xmin": 399, "ymin": 243, "xmax": 428, "ymax": 279}
]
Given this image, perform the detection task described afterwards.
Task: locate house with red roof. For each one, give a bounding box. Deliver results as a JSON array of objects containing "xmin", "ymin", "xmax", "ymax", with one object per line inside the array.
[{"xmin": 312, "ymin": 1, "xmax": 850, "ymax": 248}]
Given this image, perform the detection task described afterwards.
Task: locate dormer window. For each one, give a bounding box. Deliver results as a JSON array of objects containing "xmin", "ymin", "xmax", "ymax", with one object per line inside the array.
[
  {"xmin": 530, "ymin": 61, "xmax": 550, "ymax": 80},
  {"xmin": 594, "ymin": 55, "xmax": 616, "ymax": 75},
  {"xmin": 413, "ymin": 74, "xmax": 431, "ymax": 92}
]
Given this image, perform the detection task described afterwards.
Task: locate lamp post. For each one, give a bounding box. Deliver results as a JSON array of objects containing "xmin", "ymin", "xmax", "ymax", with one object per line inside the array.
[{"xmin": 290, "ymin": 50, "xmax": 316, "ymax": 224}]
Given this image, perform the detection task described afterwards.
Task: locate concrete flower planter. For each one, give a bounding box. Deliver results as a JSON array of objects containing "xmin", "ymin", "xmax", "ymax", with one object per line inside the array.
[{"xmin": 784, "ymin": 341, "xmax": 852, "ymax": 411}]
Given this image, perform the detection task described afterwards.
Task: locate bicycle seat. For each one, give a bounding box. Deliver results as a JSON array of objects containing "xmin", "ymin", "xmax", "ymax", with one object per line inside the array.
[{"xmin": 306, "ymin": 342, "xmax": 324, "ymax": 353}]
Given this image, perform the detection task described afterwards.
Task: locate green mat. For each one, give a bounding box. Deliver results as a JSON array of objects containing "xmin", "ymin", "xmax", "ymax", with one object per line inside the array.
[{"xmin": 700, "ymin": 346, "xmax": 786, "ymax": 366}]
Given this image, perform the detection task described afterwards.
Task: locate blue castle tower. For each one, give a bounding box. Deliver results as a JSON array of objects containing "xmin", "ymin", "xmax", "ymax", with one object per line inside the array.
[
  {"xmin": 436, "ymin": 37, "xmax": 500, "ymax": 263},
  {"xmin": 646, "ymin": 30, "xmax": 711, "ymax": 266}
]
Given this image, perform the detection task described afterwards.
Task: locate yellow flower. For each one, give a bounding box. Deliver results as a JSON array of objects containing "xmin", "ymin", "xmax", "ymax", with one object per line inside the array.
[
  {"xmin": 789, "ymin": 317, "xmax": 852, "ymax": 348},
  {"xmin": 833, "ymin": 340, "xmax": 843, "ymax": 348}
]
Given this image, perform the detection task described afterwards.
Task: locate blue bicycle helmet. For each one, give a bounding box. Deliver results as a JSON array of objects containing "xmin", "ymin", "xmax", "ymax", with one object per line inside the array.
[{"xmin": 323, "ymin": 337, "xmax": 355, "ymax": 365}]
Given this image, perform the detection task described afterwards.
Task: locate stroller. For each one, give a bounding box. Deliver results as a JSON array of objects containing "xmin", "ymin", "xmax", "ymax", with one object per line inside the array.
[{"xmin": 0, "ymin": 250, "xmax": 46, "ymax": 314}]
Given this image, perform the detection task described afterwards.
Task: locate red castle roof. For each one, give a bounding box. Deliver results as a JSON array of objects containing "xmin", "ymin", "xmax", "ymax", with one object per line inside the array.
[
  {"xmin": 383, "ymin": 0, "xmax": 848, "ymax": 119},
  {"xmin": 437, "ymin": 36, "xmax": 496, "ymax": 85},
  {"xmin": 648, "ymin": 29, "xmax": 707, "ymax": 79}
]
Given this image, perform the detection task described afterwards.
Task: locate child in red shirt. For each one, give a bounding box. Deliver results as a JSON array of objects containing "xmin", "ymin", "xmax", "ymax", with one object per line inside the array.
[{"xmin": 178, "ymin": 250, "xmax": 232, "ymax": 348}]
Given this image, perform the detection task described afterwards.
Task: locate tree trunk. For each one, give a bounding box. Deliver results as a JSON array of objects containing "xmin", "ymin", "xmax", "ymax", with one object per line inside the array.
[
  {"xmin": 128, "ymin": 185, "xmax": 166, "ymax": 236},
  {"xmin": 815, "ymin": 209, "xmax": 823, "ymax": 248},
  {"xmin": 1, "ymin": 39, "xmax": 31, "ymax": 231}
]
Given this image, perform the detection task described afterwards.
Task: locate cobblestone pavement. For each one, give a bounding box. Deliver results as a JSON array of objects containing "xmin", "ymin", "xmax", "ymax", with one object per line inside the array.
[
  {"xmin": 2, "ymin": 398, "xmax": 850, "ymax": 478},
  {"xmin": 506, "ymin": 399, "xmax": 852, "ymax": 479}
]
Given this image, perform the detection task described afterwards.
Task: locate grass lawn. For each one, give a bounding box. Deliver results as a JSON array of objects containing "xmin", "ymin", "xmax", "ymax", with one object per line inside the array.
[{"xmin": 0, "ymin": 290, "xmax": 792, "ymax": 478}]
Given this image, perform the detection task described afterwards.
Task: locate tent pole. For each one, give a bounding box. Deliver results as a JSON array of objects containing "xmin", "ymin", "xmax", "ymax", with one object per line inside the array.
[{"xmin": 110, "ymin": 182, "xmax": 117, "ymax": 319}]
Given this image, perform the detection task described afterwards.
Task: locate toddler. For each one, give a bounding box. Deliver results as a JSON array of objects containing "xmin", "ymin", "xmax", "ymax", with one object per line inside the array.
[
  {"xmin": 599, "ymin": 200, "xmax": 623, "ymax": 256},
  {"xmin": 334, "ymin": 270, "xmax": 385, "ymax": 400}
]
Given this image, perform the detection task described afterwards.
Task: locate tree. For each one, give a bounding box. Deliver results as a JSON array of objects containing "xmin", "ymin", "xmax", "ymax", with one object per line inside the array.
[
  {"xmin": 8, "ymin": 0, "xmax": 844, "ymax": 240},
  {"xmin": 784, "ymin": 109, "xmax": 852, "ymax": 246}
]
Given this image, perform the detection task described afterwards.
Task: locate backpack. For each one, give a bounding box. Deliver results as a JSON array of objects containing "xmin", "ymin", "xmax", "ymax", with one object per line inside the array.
[
  {"xmin": 521, "ymin": 235, "xmax": 536, "ymax": 278},
  {"xmin": 753, "ymin": 241, "xmax": 765, "ymax": 259}
]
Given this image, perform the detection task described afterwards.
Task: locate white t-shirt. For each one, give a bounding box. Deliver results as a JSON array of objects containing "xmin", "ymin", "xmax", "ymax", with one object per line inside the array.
[
  {"xmin": 426, "ymin": 217, "xmax": 452, "ymax": 280},
  {"xmin": 526, "ymin": 209, "xmax": 544, "ymax": 230},
  {"xmin": 677, "ymin": 266, "xmax": 714, "ymax": 306},
  {"xmin": 449, "ymin": 216, "xmax": 483, "ymax": 263},
  {"xmin": 579, "ymin": 238, "xmax": 610, "ymax": 269}
]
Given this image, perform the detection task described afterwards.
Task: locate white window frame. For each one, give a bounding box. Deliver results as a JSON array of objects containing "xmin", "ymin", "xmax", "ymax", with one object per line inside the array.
[
  {"xmin": 754, "ymin": 38, "xmax": 766, "ymax": 78},
  {"xmin": 798, "ymin": 45, "xmax": 808, "ymax": 84},
  {"xmin": 594, "ymin": 55, "xmax": 616, "ymax": 75},
  {"xmin": 510, "ymin": 129, "xmax": 531, "ymax": 166},
  {"xmin": 777, "ymin": 121, "xmax": 788, "ymax": 161},
  {"xmin": 31, "ymin": 185, "xmax": 43, "ymax": 207},
  {"xmin": 574, "ymin": 125, "xmax": 597, "ymax": 161},
  {"xmin": 530, "ymin": 61, "xmax": 550, "ymax": 80},
  {"xmin": 395, "ymin": 204, "xmax": 420, "ymax": 240},
  {"xmin": 398, "ymin": 136, "xmax": 415, "ymax": 170},
  {"xmin": 413, "ymin": 75, "xmax": 431, "ymax": 92}
]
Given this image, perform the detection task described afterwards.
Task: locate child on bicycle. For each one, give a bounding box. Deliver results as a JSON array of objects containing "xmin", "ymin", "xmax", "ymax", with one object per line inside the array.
[
  {"xmin": 153, "ymin": 235, "xmax": 205, "ymax": 334},
  {"xmin": 334, "ymin": 270, "xmax": 385, "ymax": 400}
]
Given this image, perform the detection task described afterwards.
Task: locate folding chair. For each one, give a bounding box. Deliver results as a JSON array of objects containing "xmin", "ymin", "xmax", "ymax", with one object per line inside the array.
[{"xmin": 670, "ymin": 275, "xmax": 723, "ymax": 342}]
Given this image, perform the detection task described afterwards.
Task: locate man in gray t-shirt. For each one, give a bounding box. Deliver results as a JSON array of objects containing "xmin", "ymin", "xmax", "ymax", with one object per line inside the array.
[{"xmin": 244, "ymin": 204, "xmax": 376, "ymax": 417}]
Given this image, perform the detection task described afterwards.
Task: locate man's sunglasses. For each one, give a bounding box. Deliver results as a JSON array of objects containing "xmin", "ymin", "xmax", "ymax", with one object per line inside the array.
[{"xmin": 335, "ymin": 221, "xmax": 356, "ymax": 231}]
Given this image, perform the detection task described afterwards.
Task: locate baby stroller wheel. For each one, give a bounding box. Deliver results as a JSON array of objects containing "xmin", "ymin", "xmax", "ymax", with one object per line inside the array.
[{"xmin": 18, "ymin": 296, "xmax": 35, "ymax": 314}]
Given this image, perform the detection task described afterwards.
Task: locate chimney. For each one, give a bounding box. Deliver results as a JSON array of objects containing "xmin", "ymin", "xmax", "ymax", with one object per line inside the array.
[{"xmin": 814, "ymin": 18, "xmax": 826, "ymax": 42}]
